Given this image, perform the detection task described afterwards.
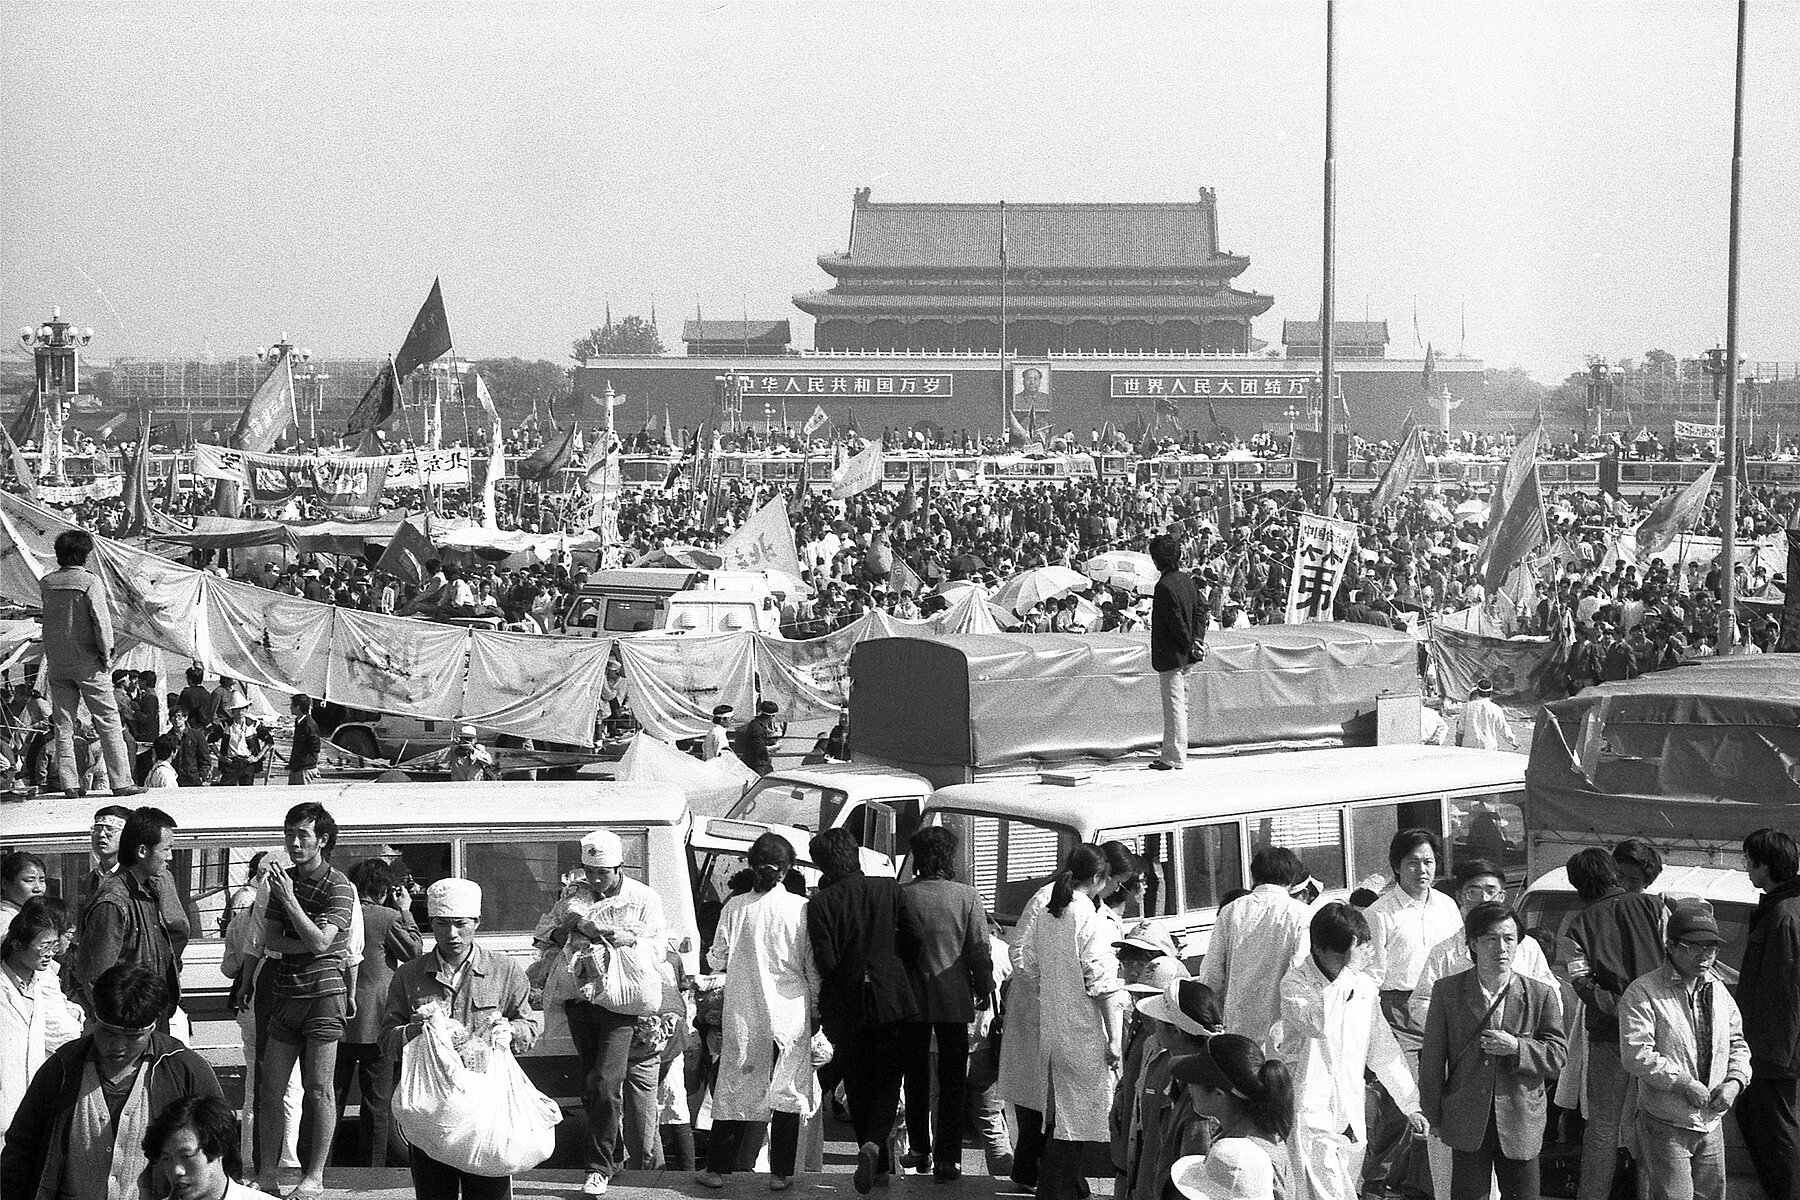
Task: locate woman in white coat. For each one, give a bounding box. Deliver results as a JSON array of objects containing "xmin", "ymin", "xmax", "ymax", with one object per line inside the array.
[
  {"xmin": 696, "ymin": 832, "xmax": 819, "ymax": 1191},
  {"xmin": 998, "ymin": 842, "xmax": 1136, "ymax": 1189},
  {"xmin": 1031, "ymin": 844, "xmax": 1128, "ymax": 1200},
  {"xmin": 0, "ymin": 901, "xmax": 85, "ymax": 1149}
]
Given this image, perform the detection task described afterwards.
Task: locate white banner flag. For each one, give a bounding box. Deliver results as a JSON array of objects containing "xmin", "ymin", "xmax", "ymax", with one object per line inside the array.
[
  {"xmin": 831, "ymin": 442, "xmax": 882, "ymax": 499},
  {"xmin": 803, "ymin": 405, "xmax": 829, "ymax": 436},
  {"xmin": 716, "ymin": 497, "xmax": 807, "ymax": 582},
  {"xmin": 1674, "ymin": 419, "xmax": 1724, "ymax": 442},
  {"xmin": 1284, "ymin": 513, "xmax": 1359, "ymax": 624}
]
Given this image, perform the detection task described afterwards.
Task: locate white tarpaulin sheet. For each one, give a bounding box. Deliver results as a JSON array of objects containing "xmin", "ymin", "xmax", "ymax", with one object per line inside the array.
[
  {"xmin": 327, "ymin": 609, "xmax": 470, "ymax": 719},
  {"xmin": 463, "ymin": 630, "xmax": 613, "ymax": 744},
  {"xmin": 196, "ymin": 577, "xmax": 335, "ymax": 699},
  {"xmin": 617, "ymin": 634, "xmax": 759, "ymax": 741},
  {"xmin": 613, "ymin": 733, "xmax": 756, "ymax": 819}
]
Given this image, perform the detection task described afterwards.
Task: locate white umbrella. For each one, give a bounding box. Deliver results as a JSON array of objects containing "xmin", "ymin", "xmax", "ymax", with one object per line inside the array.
[
  {"xmin": 1084, "ymin": 551, "xmax": 1158, "ymax": 597},
  {"xmin": 1453, "ymin": 500, "xmax": 1490, "ymax": 522},
  {"xmin": 992, "ymin": 565, "xmax": 1093, "ymax": 616},
  {"xmin": 930, "ymin": 578, "xmax": 983, "ymax": 599}
]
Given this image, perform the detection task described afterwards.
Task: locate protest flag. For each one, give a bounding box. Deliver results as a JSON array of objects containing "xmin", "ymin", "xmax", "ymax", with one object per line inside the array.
[
  {"xmin": 393, "ymin": 277, "xmax": 453, "ymax": 380},
  {"xmin": 1631, "ymin": 463, "xmax": 1716, "ymax": 559},
  {"xmin": 1481, "ymin": 462, "xmax": 1547, "ymax": 594},
  {"xmin": 1369, "ymin": 426, "xmax": 1427, "ymax": 511},
  {"xmin": 470, "ymin": 370, "xmax": 497, "ymax": 420},
  {"xmin": 716, "ymin": 496, "xmax": 806, "ymax": 582},
  {"xmin": 831, "ymin": 441, "xmax": 882, "ymax": 499},
  {"xmin": 519, "ymin": 421, "xmax": 579, "ymax": 483},
  {"xmin": 666, "ymin": 424, "xmax": 701, "ymax": 491},
  {"xmin": 803, "ymin": 405, "xmax": 829, "ymax": 437},
  {"xmin": 231, "ymin": 346, "xmax": 294, "ymax": 453},
  {"xmin": 345, "ymin": 358, "xmax": 402, "ymax": 437},
  {"xmin": 376, "ymin": 518, "xmax": 434, "ymax": 585},
  {"xmin": 1, "ymin": 423, "xmax": 37, "ymax": 500}
]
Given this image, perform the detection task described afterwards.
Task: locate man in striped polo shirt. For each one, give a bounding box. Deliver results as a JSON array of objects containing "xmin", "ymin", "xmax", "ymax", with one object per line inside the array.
[{"xmin": 255, "ymin": 800, "xmax": 357, "ymax": 1198}]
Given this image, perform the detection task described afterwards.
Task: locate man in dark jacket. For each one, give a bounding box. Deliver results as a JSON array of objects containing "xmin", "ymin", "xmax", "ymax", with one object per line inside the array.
[
  {"xmin": 1, "ymin": 964, "xmax": 223, "ymax": 1200},
  {"xmin": 808, "ymin": 827, "xmax": 920, "ymax": 1194},
  {"xmin": 74, "ymin": 805, "xmax": 188, "ymax": 1018},
  {"xmin": 1738, "ymin": 827, "xmax": 1800, "ymax": 1200},
  {"xmin": 1148, "ymin": 533, "xmax": 1206, "ymax": 770}
]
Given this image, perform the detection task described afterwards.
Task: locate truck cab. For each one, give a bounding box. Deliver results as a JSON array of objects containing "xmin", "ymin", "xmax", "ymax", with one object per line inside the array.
[
  {"xmin": 561, "ymin": 567, "xmax": 703, "ymax": 636},
  {"xmin": 724, "ymin": 764, "xmax": 932, "ymax": 874},
  {"xmin": 664, "ymin": 589, "xmax": 784, "ymax": 637}
]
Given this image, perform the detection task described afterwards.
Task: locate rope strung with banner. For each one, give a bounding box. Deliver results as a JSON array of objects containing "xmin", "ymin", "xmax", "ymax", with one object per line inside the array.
[{"xmin": 192, "ymin": 444, "xmax": 471, "ymax": 491}]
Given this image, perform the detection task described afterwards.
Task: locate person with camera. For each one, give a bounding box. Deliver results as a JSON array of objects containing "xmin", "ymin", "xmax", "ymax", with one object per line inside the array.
[{"xmin": 448, "ymin": 726, "xmax": 497, "ymax": 782}]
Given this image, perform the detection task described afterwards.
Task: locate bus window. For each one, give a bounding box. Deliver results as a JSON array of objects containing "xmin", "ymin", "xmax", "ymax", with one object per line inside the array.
[
  {"xmin": 341, "ymin": 840, "xmax": 452, "ymax": 930},
  {"xmin": 1251, "ymin": 809, "xmax": 1346, "ymax": 892},
  {"xmin": 1347, "ymin": 799, "xmax": 1444, "ymax": 887},
  {"xmin": 462, "ymin": 838, "xmax": 582, "ymax": 933},
  {"xmin": 933, "ymin": 811, "xmax": 1074, "ymax": 925},
  {"xmin": 1179, "ymin": 822, "xmax": 1244, "ymax": 912},
  {"xmin": 1109, "ymin": 830, "xmax": 1180, "ymax": 918},
  {"xmin": 1449, "ymin": 791, "xmax": 1526, "ymax": 881}
]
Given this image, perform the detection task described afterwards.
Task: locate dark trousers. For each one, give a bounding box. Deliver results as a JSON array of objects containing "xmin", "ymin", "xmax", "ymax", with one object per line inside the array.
[
  {"xmin": 1366, "ymin": 1001, "xmax": 1429, "ymax": 1199},
  {"xmin": 1036, "ymin": 1135, "xmax": 1101, "ymax": 1200},
  {"xmin": 1012, "ymin": 1106, "xmax": 1047, "ymax": 1187},
  {"xmin": 333, "ymin": 1041, "xmax": 404, "ymax": 1167},
  {"xmin": 902, "ymin": 1020, "xmax": 969, "ymax": 1167},
  {"xmin": 1450, "ymin": 1111, "xmax": 1538, "ymax": 1200},
  {"xmin": 566, "ymin": 1000, "xmax": 640, "ymax": 1177},
  {"xmin": 409, "ymin": 1146, "xmax": 511, "ymax": 1199},
  {"xmin": 1737, "ymin": 1075, "xmax": 1800, "ymax": 1200},
  {"xmin": 840, "ymin": 1022, "xmax": 905, "ymax": 1171},
  {"xmin": 708, "ymin": 1113, "xmax": 800, "ymax": 1178}
]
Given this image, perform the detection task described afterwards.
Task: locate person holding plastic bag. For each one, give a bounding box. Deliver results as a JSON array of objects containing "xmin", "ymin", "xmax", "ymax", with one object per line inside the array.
[
  {"xmin": 533, "ymin": 828, "xmax": 665, "ymax": 1197},
  {"xmin": 382, "ymin": 878, "xmax": 542, "ymax": 1200}
]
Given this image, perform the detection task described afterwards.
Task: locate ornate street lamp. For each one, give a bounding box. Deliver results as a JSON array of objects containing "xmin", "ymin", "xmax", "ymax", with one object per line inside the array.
[{"xmin": 17, "ymin": 306, "xmax": 93, "ymax": 481}]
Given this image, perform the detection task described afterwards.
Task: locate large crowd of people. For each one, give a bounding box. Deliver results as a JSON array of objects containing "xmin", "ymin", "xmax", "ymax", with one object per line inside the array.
[{"xmin": 3, "ymin": 804, "xmax": 1796, "ymax": 1200}]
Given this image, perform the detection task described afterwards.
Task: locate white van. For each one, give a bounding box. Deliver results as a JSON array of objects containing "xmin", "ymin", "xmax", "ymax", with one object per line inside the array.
[
  {"xmin": 2, "ymin": 781, "xmax": 704, "ymax": 1077},
  {"xmin": 726, "ymin": 764, "xmax": 934, "ymax": 874},
  {"xmin": 916, "ymin": 745, "xmax": 1526, "ymax": 959}
]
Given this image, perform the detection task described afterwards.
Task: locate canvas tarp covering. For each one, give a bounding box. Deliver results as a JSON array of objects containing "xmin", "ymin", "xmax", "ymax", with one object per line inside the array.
[
  {"xmin": 848, "ymin": 623, "xmax": 1419, "ymax": 773},
  {"xmin": 1426, "ymin": 625, "xmax": 1563, "ymax": 702},
  {"xmin": 1526, "ymin": 657, "xmax": 1800, "ymax": 846}
]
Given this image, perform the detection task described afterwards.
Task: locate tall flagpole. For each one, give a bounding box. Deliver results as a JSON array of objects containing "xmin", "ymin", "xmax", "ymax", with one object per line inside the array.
[
  {"xmin": 1318, "ymin": 0, "xmax": 1338, "ymax": 507},
  {"xmin": 1718, "ymin": 0, "xmax": 1747, "ymax": 652},
  {"xmin": 999, "ymin": 200, "xmax": 1010, "ymax": 433}
]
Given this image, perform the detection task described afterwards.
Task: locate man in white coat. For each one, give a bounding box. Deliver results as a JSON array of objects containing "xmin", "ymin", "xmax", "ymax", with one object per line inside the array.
[
  {"xmin": 1198, "ymin": 844, "xmax": 1310, "ymax": 1049},
  {"xmin": 1277, "ymin": 901, "xmax": 1426, "ymax": 1200}
]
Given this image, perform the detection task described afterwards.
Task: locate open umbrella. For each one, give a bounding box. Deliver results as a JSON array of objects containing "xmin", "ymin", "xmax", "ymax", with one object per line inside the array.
[
  {"xmin": 947, "ymin": 552, "xmax": 986, "ymax": 577},
  {"xmin": 631, "ymin": 544, "xmax": 722, "ymax": 569},
  {"xmin": 1084, "ymin": 550, "xmax": 1158, "ymax": 598},
  {"xmin": 1453, "ymin": 500, "xmax": 1490, "ymax": 522},
  {"xmin": 930, "ymin": 578, "xmax": 983, "ymax": 599},
  {"xmin": 991, "ymin": 565, "xmax": 1092, "ymax": 616}
]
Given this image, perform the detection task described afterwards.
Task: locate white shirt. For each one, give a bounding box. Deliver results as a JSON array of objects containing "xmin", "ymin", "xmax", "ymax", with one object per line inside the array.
[
  {"xmin": 1277, "ymin": 953, "xmax": 1420, "ymax": 1138},
  {"xmin": 1366, "ymin": 884, "xmax": 1463, "ymax": 993},
  {"xmin": 1407, "ymin": 928, "xmax": 1554, "ymax": 1032},
  {"xmin": 1460, "ymin": 696, "xmax": 1516, "ymax": 751},
  {"xmin": 1197, "ymin": 883, "xmax": 1311, "ymax": 1046}
]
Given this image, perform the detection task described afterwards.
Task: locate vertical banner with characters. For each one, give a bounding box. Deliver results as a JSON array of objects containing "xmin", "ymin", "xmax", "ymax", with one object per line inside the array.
[{"xmin": 1284, "ymin": 514, "xmax": 1359, "ymax": 624}]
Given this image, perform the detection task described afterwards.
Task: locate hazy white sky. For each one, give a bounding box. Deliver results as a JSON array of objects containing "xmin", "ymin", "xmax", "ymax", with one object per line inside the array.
[{"xmin": 3, "ymin": 1, "xmax": 1795, "ymax": 382}]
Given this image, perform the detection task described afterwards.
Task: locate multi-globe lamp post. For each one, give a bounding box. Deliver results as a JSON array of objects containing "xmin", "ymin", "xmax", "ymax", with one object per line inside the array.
[{"xmin": 17, "ymin": 307, "xmax": 94, "ymax": 482}]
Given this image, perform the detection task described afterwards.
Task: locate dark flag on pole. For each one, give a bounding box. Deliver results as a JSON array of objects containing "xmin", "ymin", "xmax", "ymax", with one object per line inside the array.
[
  {"xmin": 666, "ymin": 424, "xmax": 701, "ymax": 491},
  {"xmin": 231, "ymin": 347, "xmax": 295, "ymax": 453},
  {"xmin": 519, "ymin": 421, "xmax": 579, "ymax": 483},
  {"xmin": 1369, "ymin": 426, "xmax": 1427, "ymax": 511},
  {"xmin": 1481, "ymin": 462, "xmax": 1547, "ymax": 594},
  {"xmin": 377, "ymin": 518, "xmax": 435, "ymax": 585},
  {"xmin": 1780, "ymin": 528, "xmax": 1800, "ymax": 652},
  {"xmin": 345, "ymin": 358, "xmax": 401, "ymax": 437},
  {"xmin": 393, "ymin": 277, "xmax": 453, "ymax": 381}
]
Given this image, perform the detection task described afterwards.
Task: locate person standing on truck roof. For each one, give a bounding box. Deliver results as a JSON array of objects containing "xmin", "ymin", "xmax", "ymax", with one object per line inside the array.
[
  {"xmin": 1736, "ymin": 827, "xmax": 1800, "ymax": 1200},
  {"xmin": 1147, "ymin": 533, "xmax": 1206, "ymax": 771},
  {"xmin": 38, "ymin": 529, "xmax": 143, "ymax": 799},
  {"xmin": 1564, "ymin": 846, "xmax": 1667, "ymax": 1200},
  {"xmin": 741, "ymin": 700, "xmax": 780, "ymax": 775}
]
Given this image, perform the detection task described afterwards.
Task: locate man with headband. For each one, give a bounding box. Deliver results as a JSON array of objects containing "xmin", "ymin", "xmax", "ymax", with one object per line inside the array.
[{"xmin": 382, "ymin": 877, "xmax": 539, "ymax": 1199}]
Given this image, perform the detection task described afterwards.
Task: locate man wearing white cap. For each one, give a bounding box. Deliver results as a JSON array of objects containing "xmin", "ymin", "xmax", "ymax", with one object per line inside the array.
[
  {"xmin": 448, "ymin": 726, "xmax": 497, "ymax": 782},
  {"xmin": 553, "ymin": 828, "xmax": 666, "ymax": 1196},
  {"xmin": 382, "ymin": 877, "xmax": 539, "ymax": 1200}
]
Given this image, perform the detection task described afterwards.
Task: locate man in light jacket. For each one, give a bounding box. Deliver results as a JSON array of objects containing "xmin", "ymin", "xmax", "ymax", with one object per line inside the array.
[
  {"xmin": 37, "ymin": 530, "xmax": 140, "ymax": 798},
  {"xmin": 1619, "ymin": 899, "xmax": 1752, "ymax": 1200}
]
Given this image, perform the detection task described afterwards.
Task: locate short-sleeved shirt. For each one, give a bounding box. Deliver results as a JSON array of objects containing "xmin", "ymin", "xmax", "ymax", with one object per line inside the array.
[{"xmin": 265, "ymin": 860, "xmax": 356, "ymax": 1000}]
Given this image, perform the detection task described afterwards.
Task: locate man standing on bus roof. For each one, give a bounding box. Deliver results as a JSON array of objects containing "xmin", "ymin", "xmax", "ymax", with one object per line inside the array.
[
  {"xmin": 38, "ymin": 529, "xmax": 142, "ymax": 798},
  {"xmin": 1147, "ymin": 533, "xmax": 1206, "ymax": 771}
]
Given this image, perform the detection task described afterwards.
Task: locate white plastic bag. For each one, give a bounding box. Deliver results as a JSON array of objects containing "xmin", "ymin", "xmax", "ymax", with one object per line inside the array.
[
  {"xmin": 392, "ymin": 1016, "xmax": 562, "ymax": 1177},
  {"xmin": 579, "ymin": 939, "xmax": 659, "ymax": 1016}
]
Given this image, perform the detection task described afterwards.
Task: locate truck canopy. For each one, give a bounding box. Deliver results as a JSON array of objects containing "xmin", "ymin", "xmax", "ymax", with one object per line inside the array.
[
  {"xmin": 847, "ymin": 623, "xmax": 1418, "ymax": 779},
  {"xmin": 1527, "ymin": 657, "xmax": 1800, "ymax": 847}
]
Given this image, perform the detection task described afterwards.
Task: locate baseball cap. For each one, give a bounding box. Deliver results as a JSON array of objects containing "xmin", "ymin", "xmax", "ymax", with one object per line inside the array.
[
  {"xmin": 456, "ymin": 725, "xmax": 478, "ymax": 741},
  {"xmin": 1667, "ymin": 898, "xmax": 1725, "ymax": 945}
]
